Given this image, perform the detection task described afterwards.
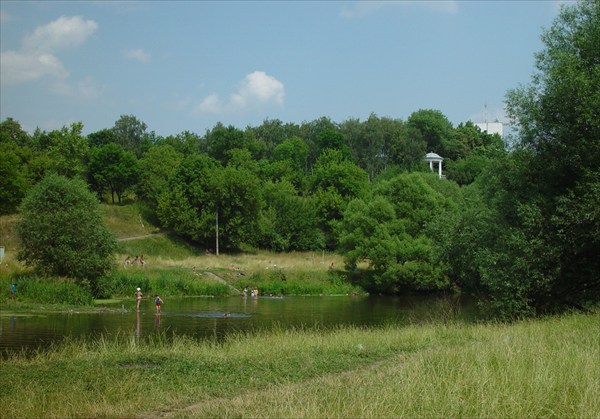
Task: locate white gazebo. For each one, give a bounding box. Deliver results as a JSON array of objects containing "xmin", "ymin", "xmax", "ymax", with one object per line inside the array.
[{"xmin": 424, "ymin": 152, "xmax": 444, "ymax": 178}]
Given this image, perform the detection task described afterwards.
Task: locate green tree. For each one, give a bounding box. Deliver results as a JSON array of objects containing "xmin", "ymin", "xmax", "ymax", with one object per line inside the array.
[
  {"xmin": 34, "ymin": 122, "xmax": 90, "ymax": 179},
  {"xmin": 16, "ymin": 174, "xmax": 116, "ymax": 282},
  {"xmin": 156, "ymin": 131, "xmax": 203, "ymax": 155},
  {"xmin": 406, "ymin": 109, "xmax": 454, "ymax": 155},
  {"xmin": 341, "ymin": 114, "xmax": 410, "ymax": 179},
  {"xmin": 265, "ymin": 136, "xmax": 310, "ymax": 188},
  {"xmin": 338, "ymin": 172, "xmax": 458, "ymax": 293},
  {"xmin": 273, "ymin": 136, "xmax": 309, "ymax": 171},
  {"xmin": 257, "ymin": 180, "xmax": 323, "ymax": 251},
  {"xmin": 456, "ymin": 0, "xmax": 600, "ymax": 316},
  {"xmin": 0, "ymin": 118, "xmax": 33, "ymax": 214},
  {"xmin": 158, "ymin": 154, "xmax": 261, "ymax": 250},
  {"xmin": 112, "ymin": 114, "xmax": 150, "ymax": 157},
  {"xmin": 137, "ymin": 144, "xmax": 183, "ymax": 207},
  {"xmin": 0, "ymin": 117, "xmax": 31, "ymax": 146},
  {"xmin": 250, "ymin": 118, "xmax": 301, "ymax": 157},
  {"xmin": 205, "ymin": 122, "xmax": 266, "ymax": 165},
  {"xmin": 0, "ymin": 142, "xmax": 30, "ymax": 214},
  {"xmin": 310, "ymin": 149, "xmax": 369, "ymax": 248},
  {"xmin": 88, "ymin": 144, "xmax": 139, "ymax": 204},
  {"xmin": 87, "ymin": 128, "xmax": 115, "ymax": 148}
]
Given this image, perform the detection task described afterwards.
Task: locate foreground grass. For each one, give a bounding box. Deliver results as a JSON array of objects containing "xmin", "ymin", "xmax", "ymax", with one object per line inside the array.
[{"xmin": 1, "ymin": 310, "xmax": 598, "ymax": 419}]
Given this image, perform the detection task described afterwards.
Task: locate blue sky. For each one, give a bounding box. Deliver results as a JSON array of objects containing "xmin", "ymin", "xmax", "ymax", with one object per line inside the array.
[{"xmin": 1, "ymin": 1, "xmax": 566, "ymax": 137}]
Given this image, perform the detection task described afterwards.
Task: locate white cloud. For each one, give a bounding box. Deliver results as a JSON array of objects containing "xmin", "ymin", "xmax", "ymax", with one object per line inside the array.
[
  {"xmin": 22, "ymin": 16, "xmax": 98, "ymax": 53},
  {"xmin": 50, "ymin": 76, "xmax": 102, "ymax": 100},
  {"xmin": 0, "ymin": 15, "xmax": 98, "ymax": 96},
  {"xmin": 123, "ymin": 48, "xmax": 151, "ymax": 63},
  {"xmin": 340, "ymin": 1, "xmax": 458, "ymax": 18},
  {"xmin": 1, "ymin": 50, "xmax": 68, "ymax": 85},
  {"xmin": 194, "ymin": 71, "xmax": 285, "ymax": 115},
  {"xmin": 231, "ymin": 71, "xmax": 285, "ymax": 108},
  {"xmin": 195, "ymin": 94, "xmax": 222, "ymax": 114}
]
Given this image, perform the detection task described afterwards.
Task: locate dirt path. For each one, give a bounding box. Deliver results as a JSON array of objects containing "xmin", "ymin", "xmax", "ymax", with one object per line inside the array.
[
  {"xmin": 141, "ymin": 356, "xmax": 395, "ymax": 418},
  {"xmin": 203, "ymin": 271, "xmax": 241, "ymax": 294},
  {"xmin": 117, "ymin": 232, "xmax": 165, "ymax": 242}
]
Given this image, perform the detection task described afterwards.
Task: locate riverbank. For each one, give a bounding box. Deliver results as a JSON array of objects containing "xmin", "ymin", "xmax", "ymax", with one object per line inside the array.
[{"xmin": 1, "ymin": 309, "xmax": 597, "ymax": 418}]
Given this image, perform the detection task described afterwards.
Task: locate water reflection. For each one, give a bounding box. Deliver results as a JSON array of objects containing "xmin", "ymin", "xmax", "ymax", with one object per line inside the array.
[
  {"xmin": 0, "ymin": 294, "xmax": 476, "ymax": 357},
  {"xmin": 135, "ymin": 311, "xmax": 141, "ymax": 340}
]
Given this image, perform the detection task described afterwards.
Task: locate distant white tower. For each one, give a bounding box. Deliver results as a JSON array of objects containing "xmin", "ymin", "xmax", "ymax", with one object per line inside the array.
[
  {"xmin": 475, "ymin": 104, "xmax": 504, "ymax": 136},
  {"xmin": 424, "ymin": 152, "xmax": 444, "ymax": 179}
]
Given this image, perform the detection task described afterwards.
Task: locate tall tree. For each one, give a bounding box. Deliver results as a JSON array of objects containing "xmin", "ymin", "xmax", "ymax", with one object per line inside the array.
[
  {"xmin": 137, "ymin": 144, "xmax": 183, "ymax": 207},
  {"xmin": 407, "ymin": 109, "xmax": 454, "ymax": 156},
  {"xmin": 16, "ymin": 174, "xmax": 116, "ymax": 282},
  {"xmin": 158, "ymin": 154, "xmax": 261, "ymax": 251},
  {"xmin": 250, "ymin": 118, "xmax": 300, "ymax": 158},
  {"xmin": 256, "ymin": 180, "xmax": 323, "ymax": 251},
  {"xmin": 457, "ymin": 0, "xmax": 600, "ymax": 316},
  {"xmin": 0, "ymin": 117, "xmax": 31, "ymax": 146},
  {"xmin": 87, "ymin": 128, "xmax": 115, "ymax": 148},
  {"xmin": 33, "ymin": 122, "xmax": 89, "ymax": 179},
  {"xmin": 310, "ymin": 149, "xmax": 369, "ymax": 248},
  {"xmin": 112, "ymin": 115, "xmax": 149, "ymax": 157},
  {"xmin": 0, "ymin": 118, "xmax": 32, "ymax": 213},
  {"xmin": 88, "ymin": 144, "xmax": 139, "ymax": 204},
  {"xmin": 205, "ymin": 122, "xmax": 266, "ymax": 165}
]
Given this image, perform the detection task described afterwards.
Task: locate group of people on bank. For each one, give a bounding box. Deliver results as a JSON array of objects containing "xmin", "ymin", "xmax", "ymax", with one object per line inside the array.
[
  {"xmin": 124, "ymin": 255, "xmax": 145, "ymax": 267},
  {"xmin": 242, "ymin": 287, "xmax": 259, "ymax": 298}
]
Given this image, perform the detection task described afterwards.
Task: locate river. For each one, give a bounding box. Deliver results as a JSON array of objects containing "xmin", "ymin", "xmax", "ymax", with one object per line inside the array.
[{"xmin": 0, "ymin": 294, "xmax": 476, "ymax": 357}]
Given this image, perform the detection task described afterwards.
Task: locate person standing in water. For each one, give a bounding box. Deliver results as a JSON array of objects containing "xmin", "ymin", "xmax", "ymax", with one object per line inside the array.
[
  {"xmin": 135, "ymin": 288, "xmax": 143, "ymax": 311},
  {"xmin": 154, "ymin": 294, "xmax": 163, "ymax": 313}
]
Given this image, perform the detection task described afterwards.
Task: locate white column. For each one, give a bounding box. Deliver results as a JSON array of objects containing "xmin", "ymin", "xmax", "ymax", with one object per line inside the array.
[{"xmin": 438, "ymin": 161, "xmax": 442, "ymax": 178}]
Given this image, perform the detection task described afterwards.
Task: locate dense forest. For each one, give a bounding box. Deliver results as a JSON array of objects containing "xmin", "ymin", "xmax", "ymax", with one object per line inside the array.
[{"xmin": 1, "ymin": 0, "xmax": 598, "ymax": 317}]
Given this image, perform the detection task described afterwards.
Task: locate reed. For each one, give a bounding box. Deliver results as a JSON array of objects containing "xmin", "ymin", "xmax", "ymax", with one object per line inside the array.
[{"xmin": 1, "ymin": 309, "xmax": 597, "ymax": 418}]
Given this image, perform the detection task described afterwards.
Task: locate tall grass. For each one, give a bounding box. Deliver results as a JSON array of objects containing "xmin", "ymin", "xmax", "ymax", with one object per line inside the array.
[
  {"xmin": 0, "ymin": 274, "xmax": 94, "ymax": 305},
  {"xmin": 101, "ymin": 202, "xmax": 158, "ymax": 239},
  {"xmin": 95, "ymin": 267, "xmax": 230, "ymax": 298},
  {"xmin": 1, "ymin": 310, "xmax": 597, "ymax": 418},
  {"xmin": 233, "ymin": 269, "xmax": 361, "ymax": 295}
]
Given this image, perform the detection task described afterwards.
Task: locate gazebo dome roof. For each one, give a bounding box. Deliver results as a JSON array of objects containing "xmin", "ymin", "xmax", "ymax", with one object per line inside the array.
[{"xmin": 424, "ymin": 152, "xmax": 443, "ymax": 161}]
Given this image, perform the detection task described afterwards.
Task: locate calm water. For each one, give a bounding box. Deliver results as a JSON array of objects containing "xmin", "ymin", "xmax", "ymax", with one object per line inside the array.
[{"xmin": 0, "ymin": 294, "xmax": 475, "ymax": 357}]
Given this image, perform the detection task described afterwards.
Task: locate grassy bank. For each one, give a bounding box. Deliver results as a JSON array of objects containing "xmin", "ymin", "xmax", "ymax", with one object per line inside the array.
[
  {"xmin": 1, "ymin": 309, "xmax": 597, "ymax": 418},
  {"xmin": 1, "ymin": 205, "xmax": 360, "ymax": 306}
]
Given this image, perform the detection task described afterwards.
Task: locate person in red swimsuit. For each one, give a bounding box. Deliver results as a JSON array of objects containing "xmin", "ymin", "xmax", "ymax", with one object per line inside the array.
[{"xmin": 154, "ymin": 294, "xmax": 163, "ymax": 313}]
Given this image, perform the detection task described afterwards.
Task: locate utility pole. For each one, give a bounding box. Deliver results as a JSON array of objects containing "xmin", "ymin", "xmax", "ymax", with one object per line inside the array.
[{"xmin": 215, "ymin": 207, "xmax": 219, "ymax": 256}]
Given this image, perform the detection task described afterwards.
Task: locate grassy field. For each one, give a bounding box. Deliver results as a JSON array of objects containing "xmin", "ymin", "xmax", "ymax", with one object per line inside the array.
[{"xmin": 0, "ymin": 309, "xmax": 597, "ymax": 418}]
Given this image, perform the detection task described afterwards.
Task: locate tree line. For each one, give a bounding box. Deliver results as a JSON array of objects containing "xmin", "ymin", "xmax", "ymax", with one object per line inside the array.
[{"xmin": 2, "ymin": 0, "xmax": 598, "ymax": 317}]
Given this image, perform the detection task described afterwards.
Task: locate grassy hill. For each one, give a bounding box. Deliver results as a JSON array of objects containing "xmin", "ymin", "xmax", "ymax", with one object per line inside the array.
[{"xmin": 1, "ymin": 203, "xmax": 350, "ymax": 298}]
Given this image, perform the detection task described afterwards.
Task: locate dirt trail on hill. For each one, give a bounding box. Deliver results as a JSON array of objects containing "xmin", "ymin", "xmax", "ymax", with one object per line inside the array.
[
  {"xmin": 117, "ymin": 232, "xmax": 241, "ymax": 294},
  {"xmin": 203, "ymin": 271, "xmax": 241, "ymax": 294},
  {"xmin": 117, "ymin": 232, "xmax": 165, "ymax": 242}
]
